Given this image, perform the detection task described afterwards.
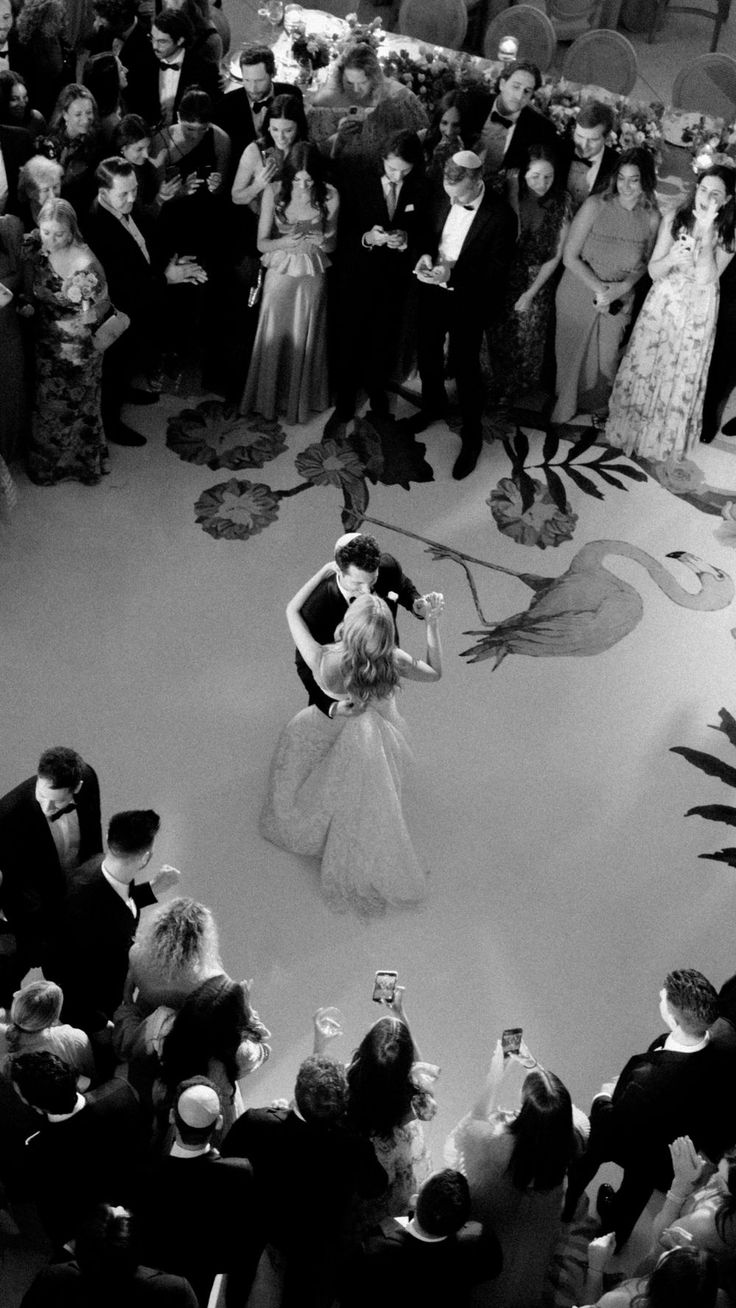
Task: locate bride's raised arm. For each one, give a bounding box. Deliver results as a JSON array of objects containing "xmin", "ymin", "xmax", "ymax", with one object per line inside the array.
[
  {"xmin": 285, "ymin": 563, "xmax": 338, "ymax": 676},
  {"xmin": 394, "ymin": 593, "xmax": 444, "ymax": 683}
]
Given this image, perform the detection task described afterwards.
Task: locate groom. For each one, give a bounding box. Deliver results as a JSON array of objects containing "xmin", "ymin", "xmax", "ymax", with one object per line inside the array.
[{"xmin": 295, "ymin": 533, "xmax": 438, "ymax": 718}]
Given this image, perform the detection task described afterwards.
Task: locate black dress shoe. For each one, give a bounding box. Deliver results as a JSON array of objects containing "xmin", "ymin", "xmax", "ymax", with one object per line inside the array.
[
  {"xmin": 323, "ymin": 409, "xmax": 351, "ymax": 440},
  {"xmin": 721, "ymin": 416, "xmax": 736, "ymax": 436},
  {"xmin": 452, "ymin": 440, "xmax": 481, "ymax": 480},
  {"xmin": 125, "ymin": 388, "xmax": 160, "ymax": 406},
  {"xmin": 108, "ymin": 423, "xmax": 147, "ymax": 447},
  {"xmin": 596, "ymin": 1183, "xmax": 616, "ymax": 1234}
]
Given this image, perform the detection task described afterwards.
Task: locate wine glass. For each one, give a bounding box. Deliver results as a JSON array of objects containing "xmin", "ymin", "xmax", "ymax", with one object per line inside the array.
[
  {"xmin": 316, "ymin": 1006, "xmax": 344, "ymax": 1038},
  {"xmin": 266, "ymin": 0, "xmax": 284, "ymax": 27}
]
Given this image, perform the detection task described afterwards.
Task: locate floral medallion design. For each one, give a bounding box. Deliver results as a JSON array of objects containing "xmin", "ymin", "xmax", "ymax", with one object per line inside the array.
[
  {"xmin": 194, "ymin": 479, "xmax": 280, "ymax": 541},
  {"xmin": 489, "ymin": 476, "xmax": 578, "ymax": 550},
  {"xmin": 167, "ymin": 400, "xmax": 287, "ymax": 470}
]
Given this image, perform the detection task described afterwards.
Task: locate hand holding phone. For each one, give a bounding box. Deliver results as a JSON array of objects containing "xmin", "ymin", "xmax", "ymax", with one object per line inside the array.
[
  {"xmin": 501, "ymin": 1027, "xmax": 523, "ymax": 1058},
  {"xmin": 372, "ymin": 970, "xmax": 398, "ymax": 1004}
]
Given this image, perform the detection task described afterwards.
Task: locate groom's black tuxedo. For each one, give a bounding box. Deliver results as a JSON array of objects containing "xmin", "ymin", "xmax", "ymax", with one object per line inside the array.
[{"xmin": 296, "ymin": 555, "xmax": 422, "ymax": 716}]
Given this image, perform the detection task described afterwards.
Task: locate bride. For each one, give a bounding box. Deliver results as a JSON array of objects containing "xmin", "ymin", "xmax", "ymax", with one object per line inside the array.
[{"xmin": 260, "ymin": 563, "xmax": 444, "ymax": 914}]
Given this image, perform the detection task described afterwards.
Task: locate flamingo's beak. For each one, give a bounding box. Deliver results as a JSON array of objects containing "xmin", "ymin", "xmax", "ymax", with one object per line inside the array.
[{"xmin": 666, "ymin": 550, "xmax": 723, "ymax": 578}]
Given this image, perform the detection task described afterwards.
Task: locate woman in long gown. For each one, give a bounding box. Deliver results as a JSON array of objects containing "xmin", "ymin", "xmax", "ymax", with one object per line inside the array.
[
  {"xmin": 260, "ymin": 565, "xmax": 444, "ymax": 914},
  {"xmin": 606, "ymin": 166, "xmax": 736, "ymax": 465},
  {"xmin": 241, "ymin": 142, "xmax": 338, "ymax": 425},
  {"xmin": 552, "ymin": 148, "xmax": 660, "ymax": 425},
  {"xmin": 489, "ymin": 144, "xmax": 571, "ymax": 404},
  {"xmin": 24, "ymin": 198, "xmax": 128, "ymax": 485},
  {"xmin": 446, "ymin": 1039, "xmax": 579, "ymax": 1308}
]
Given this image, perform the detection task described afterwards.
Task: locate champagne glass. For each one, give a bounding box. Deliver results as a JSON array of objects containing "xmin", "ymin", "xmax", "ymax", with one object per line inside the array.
[{"xmin": 316, "ymin": 1006, "xmax": 344, "ymax": 1037}]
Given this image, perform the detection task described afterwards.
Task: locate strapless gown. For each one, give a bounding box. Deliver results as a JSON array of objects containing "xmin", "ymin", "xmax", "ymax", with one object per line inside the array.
[{"xmin": 260, "ymin": 659, "xmax": 427, "ymax": 915}]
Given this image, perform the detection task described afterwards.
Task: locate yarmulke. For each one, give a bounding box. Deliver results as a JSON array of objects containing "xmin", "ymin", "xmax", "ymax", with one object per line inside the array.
[
  {"xmin": 177, "ymin": 1083, "xmax": 221, "ymax": 1128},
  {"xmin": 452, "ymin": 150, "xmax": 482, "ymax": 169}
]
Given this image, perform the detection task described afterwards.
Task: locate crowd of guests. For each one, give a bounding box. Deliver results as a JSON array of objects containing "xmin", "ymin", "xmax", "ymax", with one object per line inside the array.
[
  {"xmin": 2, "ymin": 746, "xmax": 736, "ymax": 1306},
  {"xmin": 0, "ymin": 6, "xmax": 734, "ymax": 498}
]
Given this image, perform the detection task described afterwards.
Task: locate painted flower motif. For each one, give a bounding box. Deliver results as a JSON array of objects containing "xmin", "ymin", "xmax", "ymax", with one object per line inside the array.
[
  {"xmin": 295, "ymin": 440, "xmax": 365, "ymax": 488},
  {"xmin": 194, "ymin": 479, "xmax": 280, "ymax": 540},
  {"xmin": 489, "ymin": 476, "xmax": 578, "ymax": 549},
  {"xmin": 167, "ymin": 400, "xmax": 287, "ymax": 470},
  {"xmin": 649, "ymin": 458, "xmax": 705, "ymax": 495}
]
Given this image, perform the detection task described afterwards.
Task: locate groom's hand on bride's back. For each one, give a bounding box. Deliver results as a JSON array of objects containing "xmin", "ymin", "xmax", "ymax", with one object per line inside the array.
[{"xmin": 334, "ymin": 700, "xmax": 365, "ymax": 718}]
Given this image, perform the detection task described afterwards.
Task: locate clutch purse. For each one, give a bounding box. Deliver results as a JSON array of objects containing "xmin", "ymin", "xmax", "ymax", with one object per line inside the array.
[{"xmin": 248, "ymin": 267, "xmax": 264, "ymax": 309}]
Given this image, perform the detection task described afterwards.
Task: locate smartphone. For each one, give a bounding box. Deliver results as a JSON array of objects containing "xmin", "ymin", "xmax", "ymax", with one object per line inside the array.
[
  {"xmin": 501, "ymin": 1027, "xmax": 523, "ymax": 1058},
  {"xmin": 372, "ymin": 970, "xmax": 398, "ymax": 1004}
]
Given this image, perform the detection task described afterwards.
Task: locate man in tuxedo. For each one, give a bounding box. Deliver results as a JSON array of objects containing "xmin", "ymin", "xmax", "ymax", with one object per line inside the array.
[
  {"xmin": 221, "ymin": 1055, "xmax": 387, "ymax": 1308},
  {"xmin": 215, "ymin": 43, "xmax": 302, "ymax": 182},
  {"xmin": 0, "ymin": 0, "xmax": 18, "ymax": 77},
  {"xmin": 562, "ymin": 103, "xmax": 619, "ymax": 211},
  {"xmin": 0, "ymin": 747, "xmax": 102, "ymax": 1000},
  {"xmin": 138, "ymin": 1078, "xmax": 258, "ymax": 1306},
  {"xmin": 341, "ymin": 1169, "xmax": 502, "ymax": 1308},
  {"xmin": 46, "ymin": 809, "xmax": 179, "ymax": 1039},
  {"xmin": 562, "ymin": 968, "xmax": 736, "ymax": 1249},
  {"xmin": 407, "ymin": 150, "xmax": 516, "ymax": 479},
  {"xmin": 295, "ymin": 532, "xmax": 437, "ymax": 718},
  {"xmin": 85, "ymin": 156, "xmax": 207, "ymax": 446},
  {"xmin": 9, "ymin": 1051, "xmax": 148, "ymax": 1247},
  {"xmin": 324, "ymin": 129, "xmax": 430, "ymax": 435},
  {"xmin": 89, "ymin": 0, "xmax": 161, "ymax": 125},
  {"xmin": 477, "ymin": 60, "xmax": 558, "ymax": 178},
  {"xmin": 139, "ymin": 10, "xmax": 219, "ymax": 129}
]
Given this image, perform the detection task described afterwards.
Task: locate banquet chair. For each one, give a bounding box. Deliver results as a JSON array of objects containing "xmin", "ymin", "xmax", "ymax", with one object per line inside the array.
[
  {"xmin": 647, "ymin": 0, "xmax": 731, "ymax": 50},
  {"xmin": 397, "ymin": 0, "xmax": 468, "ymax": 48},
  {"xmin": 561, "ymin": 29, "xmax": 638, "ymax": 93},
  {"xmin": 547, "ymin": 0, "xmax": 598, "ymax": 41},
  {"xmin": 671, "ymin": 52, "xmax": 736, "ymax": 116},
  {"xmin": 482, "ymin": 5, "xmax": 557, "ymax": 70}
]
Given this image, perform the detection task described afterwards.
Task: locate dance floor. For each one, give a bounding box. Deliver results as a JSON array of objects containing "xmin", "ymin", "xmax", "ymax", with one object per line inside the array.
[{"xmin": 4, "ymin": 389, "xmax": 736, "ymax": 1207}]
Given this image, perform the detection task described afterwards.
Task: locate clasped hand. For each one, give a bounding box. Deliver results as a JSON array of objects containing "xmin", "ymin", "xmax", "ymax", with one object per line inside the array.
[
  {"xmin": 414, "ymin": 592, "xmax": 445, "ymax": 621},
  {"xmin": 669, "ymin": 1135, "xmax": 707, "ymax": 1192},
  {"xmin": 165, "ymin": 254, "xmax": 208, "ymax": 285}
]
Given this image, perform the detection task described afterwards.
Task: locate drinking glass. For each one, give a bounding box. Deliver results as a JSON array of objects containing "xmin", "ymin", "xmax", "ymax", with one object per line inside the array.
[{"xmin": 316, "ymin": 1006, "xmax": 344, "ymax": 1037}]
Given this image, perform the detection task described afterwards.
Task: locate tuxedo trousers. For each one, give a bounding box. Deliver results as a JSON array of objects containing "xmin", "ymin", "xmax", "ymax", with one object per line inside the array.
[{"xmin": 415, "ymin": 283, "xmax": 485, "ymax": 436}]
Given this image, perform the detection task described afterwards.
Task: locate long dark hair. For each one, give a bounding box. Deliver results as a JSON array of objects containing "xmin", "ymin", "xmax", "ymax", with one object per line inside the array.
[
  {"xmin": 672, "ymin": 164, "xmax": 736, "ymax": 250},
  {"xmin": 423, "ymin": 91, "xmax": 475, "ymax": 156},
  {"xmin": 506, "ymin": 1068, "xmax": 575, "ymax": 1192},
  {"xmin": 517, "ymin": 142, "xmax": 566, "ymax": 205},
  {"xmin": 262, "ymin": 93, "xmax": 308, "ymax": 151},
  {"xmin": 630, "ymin": 1247, "xmax": 718, "ymax": 1308},
  {"xmin": 602, "ymin": 145, "xmax": 658, "ymax": 209},
  {"xmin": 277, "ymin": 141, "xmax": 329, "ymax": 226},
  {"xmin": 160, "ymin": 975, "xmax": 262, "ymax": 1096},
  {"xmin": 346, "ymin": 1016, "xmax": 415, "ymax": 1139},
  {"xmin": 714, "ymin": 1144, "xmax": 736, "ymax": 1242}
]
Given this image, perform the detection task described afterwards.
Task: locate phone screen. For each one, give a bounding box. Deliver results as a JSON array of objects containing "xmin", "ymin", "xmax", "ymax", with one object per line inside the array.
[
  {"xmin": 372, "ymin": 970, "xmax": 398, "ymax": 1004},
  {"xmin": 501, "ymin": 1027, "xmax": 523, "ymax": 1058}
]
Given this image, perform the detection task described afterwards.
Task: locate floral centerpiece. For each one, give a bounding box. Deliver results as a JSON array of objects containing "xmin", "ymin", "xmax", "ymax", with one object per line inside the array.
[
  {"xmin": 533, "ymin": 79, "xmax": 664, "ymax": 161},
  {"xmin": 533, "ymin": 79, "xmax": 581, "ymax": 135},
  {"xmin": 380, "ymin": 43, "xmax": 494, "ymax": 109},
  {"xmin": 680, "ymin": 116, "xmax": 736, "ymax": 173},
  {"xmin": 340, "ymin": 13, "xmax": 385, "ymax": 52},
  {"xmin": 291, "ymin": 31, "xmax": 331, "ymax": 71}
]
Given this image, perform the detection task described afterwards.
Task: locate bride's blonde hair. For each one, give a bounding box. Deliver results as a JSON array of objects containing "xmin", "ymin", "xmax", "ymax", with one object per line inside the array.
[{"xmin": 340, "ymin": 594, "xmax": 399, "ymax": 706}]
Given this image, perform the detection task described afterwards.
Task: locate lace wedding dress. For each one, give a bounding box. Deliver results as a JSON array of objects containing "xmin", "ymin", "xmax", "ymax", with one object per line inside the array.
[{"xmin": 260, "ymin": 651, "xmax": 427, "ymax": 914}]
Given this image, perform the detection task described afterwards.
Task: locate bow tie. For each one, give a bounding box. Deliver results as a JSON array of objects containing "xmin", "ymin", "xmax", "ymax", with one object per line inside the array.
[
  {"xmin": 159, "ymin": 59, "xmax": 182, "ymax": 70},
  {"xmin": 251, "ymin": 98, "xmax": 272, "ymax": 114},
  {"xmin": 49, "ymin": 803, "xmax": 76, "ymax": 822},
  {"xmin": 0, "ymin": 47, "xmax": 9, "ymax": 58},
  {"xmin": 452, "ymin": 199, "xmax": 476, "ymax": 209},
  {"xmin": 573, "ymin": 155, "xmax": 593, "ymax": 167},
  {"xmin": 490, "ymin": 109, "xmax": 513, "ymax": 129}
]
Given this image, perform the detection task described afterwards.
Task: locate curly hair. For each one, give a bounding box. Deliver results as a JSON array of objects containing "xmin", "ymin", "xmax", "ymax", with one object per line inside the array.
[
  {"xmin": 160, "ymin": 975, "xmax": 263, "ymax": 1097},
  {"xmin": 664, "ymin": 969, "xmax": 718, "ymax": 1037},
  {"xmin": 506, "ymin": 1068, "xmax": 576, "ymax": 1192},
  {"xmin": 37, "ymin": 745, "xmax": 84, "ymax": 790},
  {"xmin": 334, "ymin": 533, "xmax": 381, "ymax": 574},
  {"xmin": 294, "ymin": 1054, "xmax": 348, "ymax": 1124},
  {"xmin": 346, "ymin": 1015, "xmax": 415, "ymax": 1139},
  {"xmin": 339, "ymin": 594, "xmax": 399, "ymax": 707},
  {"xmin": 134, "ymin": 897, "xmax": 222, "ymax": 980},
  {"xmin": 16, "ymin": 0, "xmax": 66, "ymax": 43}
]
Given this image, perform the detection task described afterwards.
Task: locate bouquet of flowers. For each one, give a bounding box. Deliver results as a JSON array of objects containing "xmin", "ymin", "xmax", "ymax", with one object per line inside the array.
[
  {"xmin": 380, "ymin": 45, "xmax": 493, "ymax": 111},
  {"xmin": 291, "ymin": 31, "xmax": 331, "ymax": 70},
  {"xmin": 682, "ymin": 116, "xmax": 736, "ymax": 172},
  {"xmin": 64, "ymin": 268, "xmax": 101, "ymax": 313},
  {"xmin": 533, "ymin": 79, "xmax": 581, "ymax": 136},
  {"xmin": 609, "ymin": 98, "xmax": 664, "ymax": 160},
  {"xmin": 340, "ymin": 13, "xmax": 385, "ymax": 51}
]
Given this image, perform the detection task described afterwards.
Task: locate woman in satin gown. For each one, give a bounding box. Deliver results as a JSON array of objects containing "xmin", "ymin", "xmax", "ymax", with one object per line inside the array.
[{"xmin": 260, "ymin": 565, "xmax": 444, "ymax": 914}]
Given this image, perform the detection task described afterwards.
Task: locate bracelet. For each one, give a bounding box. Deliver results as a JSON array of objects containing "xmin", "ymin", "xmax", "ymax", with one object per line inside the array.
[{"xmin": 666, "ymin": 1190, "xmax": 686, "ymax": 1206}]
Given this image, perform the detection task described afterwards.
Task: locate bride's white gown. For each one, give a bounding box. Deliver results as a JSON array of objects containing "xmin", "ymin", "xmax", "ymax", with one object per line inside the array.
[{"xmin": 260, "ymin": 651, "xmax": 427, "ymax": 914}]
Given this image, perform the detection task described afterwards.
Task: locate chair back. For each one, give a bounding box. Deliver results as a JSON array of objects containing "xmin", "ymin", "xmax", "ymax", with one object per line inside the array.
[
  {"xmin": 671, "ymin": 52, "xmax": 736, "ymax": 117},
  {"xmin": 561, "ymin": 29, "xmax": 638, "ymax": 94},
  {"xmin": 547, "ymin": 0, "xmax": 598, "ymax": 41},
  {"xmin": 397, "ymin": 0, "xmax": 469, "ymax": 49},
  {"xmin": 482, "ymin": 5, "xmax": 557, "ymax": 70},
  {"xmin": 316, "ymin": 0, "xmax": 353, "ymax": 15}
]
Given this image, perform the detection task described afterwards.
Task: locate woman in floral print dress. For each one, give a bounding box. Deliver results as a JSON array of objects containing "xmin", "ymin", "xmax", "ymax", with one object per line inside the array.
[{"xmin": 606, "ymin": 166, "xmax": 735, "ymax": 464}]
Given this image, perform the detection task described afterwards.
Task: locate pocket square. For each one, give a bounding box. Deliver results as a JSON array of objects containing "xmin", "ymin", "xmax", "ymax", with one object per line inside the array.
[{"xmin": 405, "ymin": 204, "xmax": 415, "ymax": 212}]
